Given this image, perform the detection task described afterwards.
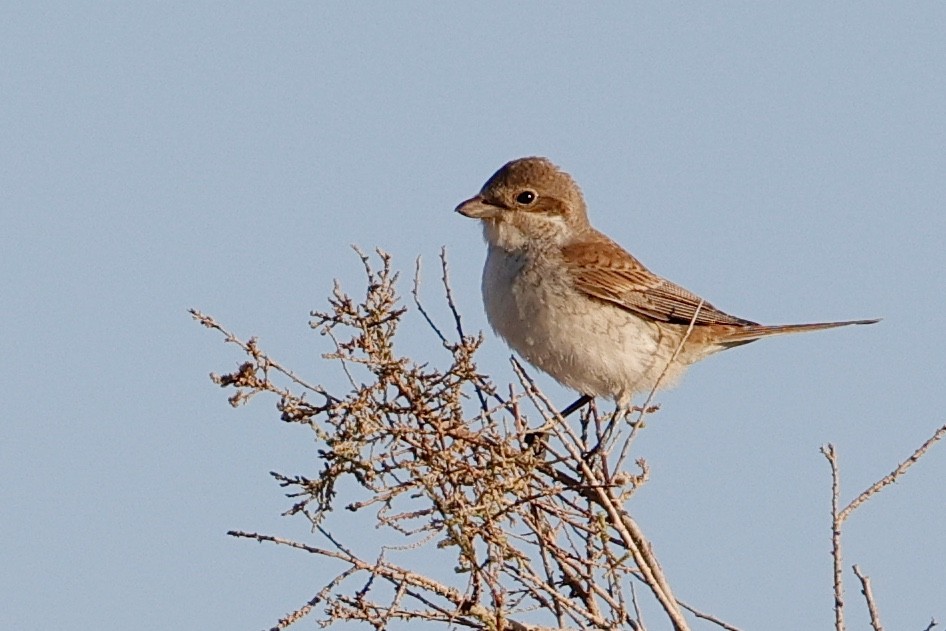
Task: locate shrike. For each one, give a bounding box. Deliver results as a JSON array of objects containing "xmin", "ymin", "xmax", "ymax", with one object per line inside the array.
[{"xmin": 456, "ymin": 157, "xmax": 878, "ymax": 410}]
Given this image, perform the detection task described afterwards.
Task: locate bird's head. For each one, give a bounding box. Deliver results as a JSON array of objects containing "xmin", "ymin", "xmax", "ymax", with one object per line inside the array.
[{"xmin": 455, "ymin": 157, "xmax": 591, "ymax": 250}]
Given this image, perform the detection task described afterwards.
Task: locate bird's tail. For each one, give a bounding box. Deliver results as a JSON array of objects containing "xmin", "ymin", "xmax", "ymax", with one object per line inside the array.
[{"xmin": 718, "ymin": 318, "xmax": 880, "ymax": 346}]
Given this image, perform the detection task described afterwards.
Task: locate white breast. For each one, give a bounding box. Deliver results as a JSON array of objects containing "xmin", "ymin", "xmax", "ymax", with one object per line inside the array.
[{"xmin": 481, "ymin": 243, "xmax": 687, "ymax": 407}]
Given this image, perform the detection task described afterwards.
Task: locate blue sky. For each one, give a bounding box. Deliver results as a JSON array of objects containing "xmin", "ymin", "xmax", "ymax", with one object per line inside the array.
[{"xmin": 3, "ymin": 3, "xmax": 944, "ymax": 629}]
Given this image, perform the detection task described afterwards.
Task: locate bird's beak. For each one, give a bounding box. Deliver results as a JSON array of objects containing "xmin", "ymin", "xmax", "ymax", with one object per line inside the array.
[{"xmin": 455, "ymin": 195, "xmax": 505, "ymax": 219}]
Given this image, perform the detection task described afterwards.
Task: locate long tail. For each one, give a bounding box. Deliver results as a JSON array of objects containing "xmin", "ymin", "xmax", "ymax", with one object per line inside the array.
[{"xmin": 720, "ymin": 318, "xmax": 880, "ymax": 345}]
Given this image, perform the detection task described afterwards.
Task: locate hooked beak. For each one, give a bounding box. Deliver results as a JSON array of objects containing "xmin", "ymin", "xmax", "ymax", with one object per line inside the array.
[{"xmin": 455, "ymin": 195, "xmax": 505, "ymax": 219}]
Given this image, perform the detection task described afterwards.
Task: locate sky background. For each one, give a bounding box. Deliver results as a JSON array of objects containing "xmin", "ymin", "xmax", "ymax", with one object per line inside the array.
[{"xmin": 3, "ymin": 3, "xmax": 945, "ymax": 630}]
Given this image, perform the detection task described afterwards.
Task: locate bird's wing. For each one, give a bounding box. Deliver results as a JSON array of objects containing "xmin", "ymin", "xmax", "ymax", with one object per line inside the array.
[{"xmin": 562, "ymin": 237, "xmax": 756, "ymax": 327}]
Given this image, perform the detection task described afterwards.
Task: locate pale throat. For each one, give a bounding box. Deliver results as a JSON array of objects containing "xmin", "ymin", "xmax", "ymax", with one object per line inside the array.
[{"xmin": 482, "ymin": 215, "xmax": 572, "ymax": 253}]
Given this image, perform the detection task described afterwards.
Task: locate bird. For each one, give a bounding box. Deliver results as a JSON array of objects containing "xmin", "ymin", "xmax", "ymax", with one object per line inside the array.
[{"xmin": 455, "ymin": 156, "xmax": 878, "ymax": 412}]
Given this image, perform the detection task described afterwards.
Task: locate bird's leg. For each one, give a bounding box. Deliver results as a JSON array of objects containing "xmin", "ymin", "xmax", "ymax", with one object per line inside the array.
[
  {"xmin": 560, "ymin": 394, "xmax": 593, "ymax": 418},
  {"xmin": 523, "ymin": 394, "xmax": 593, "ymax": 455}
]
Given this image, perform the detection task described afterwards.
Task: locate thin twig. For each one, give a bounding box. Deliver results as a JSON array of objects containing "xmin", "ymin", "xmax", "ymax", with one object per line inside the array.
[
  {"xmin": 629, "ymin": 581, "xmax": 645, "ymax": 631},
  {"xmin": 676, "ymin": 598, "xmax": 745, "ymax": 631},
  {"xmin": 852, "ymin": 565, "xmax": 884, "ymax": 631},
  {"xmin": 822, "ymin": 444, "xmax": 845, "ymax": 631},
  {"xmin": 840, "ymin": 424, "xmax": 946, "ymax": 522},
  {"xmin": 635, "ymin": 299, "xmax": 704, "ymax": 420},
  {"xmin": 189, "ymin": 308, "xmax": 333, "ymax": 398},
  {"xmin": 617, "ymin": 300, "xmax": 704, "ymax": 468},
  {"xmin": 439, "ymin": 246, "xmax": 466, "ymax": 342},
  {"xmin": 411, "ymin": 256, "xmax": 448, "ymax": 345}
]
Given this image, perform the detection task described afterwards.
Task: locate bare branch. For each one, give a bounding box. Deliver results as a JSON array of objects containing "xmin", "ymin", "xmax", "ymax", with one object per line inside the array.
[
  {"xmin": 676, "ymin": 599, "xmax": 745, "ymax": 631},
  {"xmin": 195, "ymin": 249, "xmax": 940, "ymax": 631},
  {"xmin": 822, "ymin": 424, "xmax": 945, "ymax": 631},
  {"xmin": 840, "ymin": 424, "xmax": 946, "ymax": 522},
  {"xmin": 821, "ymin": 443, "xmax": 846, "ymax": 631},
  {"xmin": 852, "ymin": 565, "xmax": 884, "ymax": 631}
]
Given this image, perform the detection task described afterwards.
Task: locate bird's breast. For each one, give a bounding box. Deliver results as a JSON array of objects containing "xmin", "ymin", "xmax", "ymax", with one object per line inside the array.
[
  {"xmin": 481, "ymin": 244, "xmax": 610, "ymax": 359},
  {"xmin": 479, "ymin": 244, "xmax": 695, "ymax": 404}
]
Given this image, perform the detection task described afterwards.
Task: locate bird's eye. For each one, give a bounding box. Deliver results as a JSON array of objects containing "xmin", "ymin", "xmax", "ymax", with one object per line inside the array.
[{"xmin": 516, "ymin": 190, "xmax": 537, "ymax": 205}]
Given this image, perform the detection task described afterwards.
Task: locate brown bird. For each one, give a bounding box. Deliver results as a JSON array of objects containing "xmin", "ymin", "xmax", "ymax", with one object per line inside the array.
[{"xmin": 456, "ymin": 156, "xmax": 878, "ymax": 411}]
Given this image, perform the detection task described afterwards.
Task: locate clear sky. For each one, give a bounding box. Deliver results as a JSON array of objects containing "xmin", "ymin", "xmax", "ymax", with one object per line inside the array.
[{"xmin": 3, "ymin": 3, "xmax": 944, "ymax": 630}]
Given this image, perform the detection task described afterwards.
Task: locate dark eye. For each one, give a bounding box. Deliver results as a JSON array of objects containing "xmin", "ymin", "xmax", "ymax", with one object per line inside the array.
[{"xmin": 516, "ymin": 190, "xmax": 537, "ymax": 205}]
